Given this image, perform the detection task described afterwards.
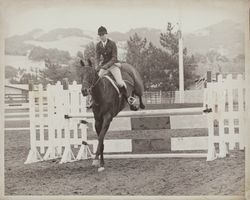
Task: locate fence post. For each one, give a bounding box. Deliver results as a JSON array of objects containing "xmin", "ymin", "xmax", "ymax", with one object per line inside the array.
[
  {"xmin": 43, "ymin": 83, "xmax": 62, "ymax": 161},
  {"xmin": 60, "ymin": 78, "xmax": 76, "ymax": 163},
  {"xmin": 206, "ymin": 73, "xmax": 246, "ymax": 161},
  {"xmin": 25, "ymin": 82, "xmax": 43, "ymax": 164}
]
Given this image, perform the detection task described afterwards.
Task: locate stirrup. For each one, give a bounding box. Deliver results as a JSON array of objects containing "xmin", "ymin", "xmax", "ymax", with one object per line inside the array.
[{"xmin": 128, "ymin": 96, "xmax": 136, "ymax": 105}]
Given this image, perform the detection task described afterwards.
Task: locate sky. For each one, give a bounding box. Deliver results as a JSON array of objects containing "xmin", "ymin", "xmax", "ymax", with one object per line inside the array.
[{"xmin": 1, "ymin": 0, "xmax": 247, "ymax": 36}]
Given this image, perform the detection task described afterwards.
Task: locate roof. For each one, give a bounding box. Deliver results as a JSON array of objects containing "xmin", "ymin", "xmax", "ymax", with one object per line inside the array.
[{"xmin": 5, "ymin": 84, "xmax": 29, "ymax": 91}]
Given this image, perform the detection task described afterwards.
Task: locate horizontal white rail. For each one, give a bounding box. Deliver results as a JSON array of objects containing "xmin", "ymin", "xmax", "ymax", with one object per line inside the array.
[
  {"xmin": 65, "ymin": 107, "xmax": 204, "ymax": 119},
  {"xmin": 4, "ymin": 113, "xmax": 29, "ymax": 117},
  {"xmin": 5, "ymin": 105, "xmax": 29, "ymax": 110},
  {"xmin": 5, "ymin": 118, "xmax": 30, "ymax": 121},
  {"xmin": 101, "ymin": 153, "xmax": 207, "ymax": 159},
  {"xmin": 4, "ymin": 127, "xmax": 30, "ymax": 131}
]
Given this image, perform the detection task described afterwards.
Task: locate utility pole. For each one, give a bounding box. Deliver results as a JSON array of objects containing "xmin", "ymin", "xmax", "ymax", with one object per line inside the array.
[
  {"xmin": 245, "ymin": 8, "xmax": 250, "ymax": 193},
  {"xmin": 178, "ymin": 20, "xmax": 184, "ymax": 103}
]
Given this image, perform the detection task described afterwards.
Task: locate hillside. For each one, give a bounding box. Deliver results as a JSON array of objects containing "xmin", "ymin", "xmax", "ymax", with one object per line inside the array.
[
  {"xmin": 36, "ymin": 28, "xmax": 94, "ymax": 41},
  {"xmin": 4, "ymin": 20, "xmax": 245, "ymax": 71},
  {"xmin": 6, "ymin": 20, "xmax": 244, "ymax": 58},
  {"xmin": 109, "ymin": 27, "xmax": 162, "ymax": 47},
  {"xmin": 184, "ymin": 20, "xmax": 244, "ymax": 58}
]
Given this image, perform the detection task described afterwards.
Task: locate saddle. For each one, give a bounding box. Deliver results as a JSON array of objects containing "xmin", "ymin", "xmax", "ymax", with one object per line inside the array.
[
  {"xmin": 103, "ymin": 72, "xmax": 136, "ymax": 106},
  {"xmin": 102, "ymin": 62, "xmax": 134, "ymax": 94}
]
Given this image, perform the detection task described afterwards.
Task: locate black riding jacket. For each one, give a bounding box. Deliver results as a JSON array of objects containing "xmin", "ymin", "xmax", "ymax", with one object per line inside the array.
[{"xmin": 96, "ymin": 39, "xmax": 118, "ymax": 70}]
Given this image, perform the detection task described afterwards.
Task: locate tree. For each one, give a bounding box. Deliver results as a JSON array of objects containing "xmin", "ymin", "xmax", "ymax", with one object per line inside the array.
[
  {"xmin": 83, "ymin": 42, "xmax": 96, "ymax": 67},
  {"xmin": 160, "ymin": 22, "xmax": 197, "ymax": 90},
  {"xmin": 68, "ymin": 56, "xmax": 84, "ymax": 83},
  {"xmin": 39, "ymin": 59, "xmax": 75, "ymax": 84},
  {"xmin": 160, "ymin": 22, "xmax": 179, "ymax": 56},
  {"xmin": 19, "ymin": 73, "xmax": 38, "ymax": 84},
  {"xmin": 142, "ymin": 42, "xmax": 177, "ymax": 91},
  {"xmin": 126, "ymin": 31, "xmax": 186, "ymax": 91},
  {"xmin": 193, "ymin": 53, "xmax": 207, "ymax": 64},
  {"xmin": 83, "ymin": 42, "xmax": 95, "ymax": 60},
  {"xmin": 206, "ymin": 49, "xmax": 229, "ymax": 73},
  {"xmin": 28, "ymin": 47, "xmax": 71, "ymax": 64},
  {"xmin": 76, "ymin": 51, "xmax": 84, "ymax": 59},
  {"xmin": 126, "ymin": 33, "xmax": 147, "ymax": 76},
  {"xmin": 183, "ymin": 55, "xmax": 199, "ymax": 89},
  {"xmin": 5, "ymin": 65, "xmax": 18, "ymax": 79}
]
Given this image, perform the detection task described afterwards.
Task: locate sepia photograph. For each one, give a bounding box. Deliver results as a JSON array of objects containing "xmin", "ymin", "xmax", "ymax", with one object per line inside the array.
[{"xmin": 0, "ymin": 0, "xmax": 249, "ymax": 199}]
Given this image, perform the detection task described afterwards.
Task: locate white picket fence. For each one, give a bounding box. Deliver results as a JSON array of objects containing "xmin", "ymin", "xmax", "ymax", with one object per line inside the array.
[
  {"xmin": 143, "ymin": 90, "xmax": 203, "ymax": 104},
  {"xmin": 25, "ymin": 81, "xmax": 89, "ymax": 164},
  {"xmin": 204, "ymin": 74, "xmax": 246, "ymax": 161}
]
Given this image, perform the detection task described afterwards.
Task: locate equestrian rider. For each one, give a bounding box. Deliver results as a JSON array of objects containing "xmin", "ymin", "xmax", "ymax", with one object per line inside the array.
[{"xmin": 94, "ymin": 26, "xmax": 136, "ymax": 107}]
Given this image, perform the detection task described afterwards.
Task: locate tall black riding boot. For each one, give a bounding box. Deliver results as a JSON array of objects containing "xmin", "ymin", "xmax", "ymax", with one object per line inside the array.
[
  {"xmin": 119, "ymin": 86, "xmax": 137, "ymax": 111},
  {"xmin": 119, "ymin": 86, "xmax": 128, "ymax": 98}
]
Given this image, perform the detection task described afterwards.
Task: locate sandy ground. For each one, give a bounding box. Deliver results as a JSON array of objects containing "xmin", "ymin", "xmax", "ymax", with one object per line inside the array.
[{"xmin": 4, "ymin": 130, "xmax": 245, "ymax": 196}]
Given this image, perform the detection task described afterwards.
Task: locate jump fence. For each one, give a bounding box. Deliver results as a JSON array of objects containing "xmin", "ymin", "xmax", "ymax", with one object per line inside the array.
[{"xmin": 22, "ymin": 74, "xmax": 246, "ymax": 164}]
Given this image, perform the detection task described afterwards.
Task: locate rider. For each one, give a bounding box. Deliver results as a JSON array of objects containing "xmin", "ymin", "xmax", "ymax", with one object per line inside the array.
[{"xmin": 89, "ymin": 26, "xmax": 136, "ymax": 108}]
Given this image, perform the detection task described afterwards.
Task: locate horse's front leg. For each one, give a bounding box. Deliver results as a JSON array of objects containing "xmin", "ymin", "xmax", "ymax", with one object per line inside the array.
[
  {"xmin": 92, "ymin": 119, "xmax": 102, "ymax": 167},
  {"xmin": 96, "ymin": 113, "xmax": 112, "ymax": 171}
]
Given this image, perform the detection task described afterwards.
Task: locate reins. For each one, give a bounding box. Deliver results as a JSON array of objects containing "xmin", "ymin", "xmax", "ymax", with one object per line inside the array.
[{"xmin": 83, "ymin": 73, "xmax": 101, "ymax": 94}]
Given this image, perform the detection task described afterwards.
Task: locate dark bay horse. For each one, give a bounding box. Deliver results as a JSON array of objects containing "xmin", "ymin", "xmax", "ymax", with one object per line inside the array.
[{"xmin": 79, "ymin": 59, "xmax": 145, "ymax": 171}]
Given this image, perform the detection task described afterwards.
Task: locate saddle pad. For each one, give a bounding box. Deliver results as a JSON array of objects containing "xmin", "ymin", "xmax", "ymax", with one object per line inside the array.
[{"xmin": 103, "ymin": 75, "xmax": 120, "ymax": 94}]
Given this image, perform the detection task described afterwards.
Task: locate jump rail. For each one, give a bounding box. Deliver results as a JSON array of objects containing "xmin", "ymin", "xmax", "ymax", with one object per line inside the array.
[
  {"xmin": 99, "ymin": 153, "xmax": 207, "ymax": 159},
  {"xmin": 64, "ymin": 107, "xmax": 204, "ymax": 119}
]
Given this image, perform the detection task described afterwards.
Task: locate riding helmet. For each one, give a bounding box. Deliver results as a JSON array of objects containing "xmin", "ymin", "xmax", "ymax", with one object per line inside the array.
[{"xmin": 98, "ymin": 26, "xmax": 108, "ymax": 35}]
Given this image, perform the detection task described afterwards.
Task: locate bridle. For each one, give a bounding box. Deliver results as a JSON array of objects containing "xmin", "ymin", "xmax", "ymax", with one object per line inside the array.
[{"xmin": 82, "ymin": 73, "xmax": 101, "ymax": 94}]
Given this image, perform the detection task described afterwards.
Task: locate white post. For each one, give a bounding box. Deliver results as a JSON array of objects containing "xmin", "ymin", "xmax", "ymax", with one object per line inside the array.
[
  {"xmin": 60, "ymin": 79, "xmax": 75, "ymax": 163},
  {"xmin": 43, "ymin": 84, "xmax": 61, "ymax": 160},
  {"xmin": 178, "ymin": 20, "xmax": 184, "ymax": 103},
  {"xmin": 245, "ymin": 8, "xmax": 250, "ymax": 198},
  {"xmin": 25, "ymin": 87, "xmax": 43, "ymax": 164}
]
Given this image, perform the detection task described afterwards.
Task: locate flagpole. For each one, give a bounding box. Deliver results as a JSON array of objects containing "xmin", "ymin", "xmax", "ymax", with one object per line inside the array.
[{"xmin": 178, "ymin": 15, "xmax": 184, "ymax": 103}]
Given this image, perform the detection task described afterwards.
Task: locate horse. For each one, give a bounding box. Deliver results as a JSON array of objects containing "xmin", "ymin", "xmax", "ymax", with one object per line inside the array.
[{"xmin": 79, "ymin": 59, "xmax": 145, "ymax": 171}]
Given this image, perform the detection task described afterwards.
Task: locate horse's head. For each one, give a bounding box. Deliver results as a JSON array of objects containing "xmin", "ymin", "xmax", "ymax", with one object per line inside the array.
[{"xmin": 80, "ymin": 59, "xmax": 97, "ymax": 96}]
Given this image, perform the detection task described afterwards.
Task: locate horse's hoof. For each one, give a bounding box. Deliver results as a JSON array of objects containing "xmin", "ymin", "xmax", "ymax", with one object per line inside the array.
[
  {"xmin": 92, "ymin": 159, "xmax": 100, "ymax": 167},
  {"xmin": 130, "ymin": 105, "xmax": 138, "ymax": 111},
  {"xmin": 98, "ymin": 167, "xmax": 105, "ymax": 172},
  {"xmin": 140, "ymin": 104, "xmax": 145, "ymax": 109}
]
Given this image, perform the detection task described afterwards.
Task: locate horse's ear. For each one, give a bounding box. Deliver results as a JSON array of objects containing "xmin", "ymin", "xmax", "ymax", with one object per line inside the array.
[
  {"xmin": 87, "ymin": 59, "xmax": 92, "ymax": 67},
  {"xmin": 80, "ymin": 60, "xmax": 85, "ymax": 67}
]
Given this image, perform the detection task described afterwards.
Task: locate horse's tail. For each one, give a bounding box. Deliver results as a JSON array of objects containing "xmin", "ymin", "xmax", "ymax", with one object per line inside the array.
[
  {"xmin": 131, "ymin": 67, "xmax": 144, "ymax": 96},
  {"xmin": 121, "ymin": 63, "xmax": 144, "ymax": 96}
]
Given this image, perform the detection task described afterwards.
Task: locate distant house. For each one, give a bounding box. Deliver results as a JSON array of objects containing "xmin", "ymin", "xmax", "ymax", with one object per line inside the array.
[
  {"xmin": 5, "ymin": 84, "xmax": 29, "ymax": 95},
  {"xmin": 5, "ymin": 84, "xmax": 29, "ymax": 104}
]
